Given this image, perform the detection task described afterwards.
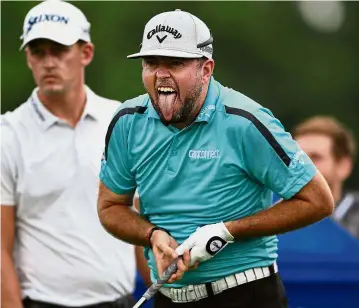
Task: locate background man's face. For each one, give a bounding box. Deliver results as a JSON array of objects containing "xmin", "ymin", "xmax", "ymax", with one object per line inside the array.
[
  {"xmin": 25, "ymin": 39, "xmax": 92, "ymax": 96},
  {"xmin": 296, "ymin": 133, "xmax": 338, "ymax": 189}
]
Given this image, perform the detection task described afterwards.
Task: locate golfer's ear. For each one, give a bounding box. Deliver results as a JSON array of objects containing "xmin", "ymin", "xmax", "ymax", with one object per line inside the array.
[
  {"xmin": 201, "ymin": 59, "xmax": 214, "ymax": 84},
  {"xmin": 25, "ymin": 47, "xmax": 33, "ymax": 70}
]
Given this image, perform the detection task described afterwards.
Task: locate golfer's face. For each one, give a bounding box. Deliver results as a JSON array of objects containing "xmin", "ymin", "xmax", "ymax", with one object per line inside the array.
[{"xmin": 142, "ymin": 56, "xmax": 203, "ymax": 124}]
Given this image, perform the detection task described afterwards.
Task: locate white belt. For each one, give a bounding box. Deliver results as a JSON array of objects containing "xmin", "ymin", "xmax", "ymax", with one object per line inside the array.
[{"xmin": 159, "ymin": 262, "xmax": 278, "ymax": 303}]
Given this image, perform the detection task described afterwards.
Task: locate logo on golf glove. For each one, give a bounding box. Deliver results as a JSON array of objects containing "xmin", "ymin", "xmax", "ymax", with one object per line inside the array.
[
  {"xmin": 206, "ymin": 236, "xmax": 227, "ymax": 255},
  {"xmin": 175, "ymin": 222, "xmax": 234, "ymax": 266}
]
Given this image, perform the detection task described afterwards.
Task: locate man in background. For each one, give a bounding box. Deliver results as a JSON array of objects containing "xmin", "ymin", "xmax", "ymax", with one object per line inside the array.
[
  {"xmin": 293, "ymin": 116, "xmax": 359, "ymax": 238},
  {"xmin": 1, "ymin": 1, "xmax": 144, "ymax": 307}
]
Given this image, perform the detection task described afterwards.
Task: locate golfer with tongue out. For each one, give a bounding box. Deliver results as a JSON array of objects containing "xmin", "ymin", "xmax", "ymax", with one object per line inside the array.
[{"xmin": 97, "ymin": 9, "xmax": 333, "ymax": 308}]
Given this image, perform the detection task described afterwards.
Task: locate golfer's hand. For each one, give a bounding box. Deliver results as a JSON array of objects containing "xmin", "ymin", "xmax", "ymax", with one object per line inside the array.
[
  {"xmin": 150, "ymin": 230, "xmax": 191, "ymax": 283},
  {"xmin": 176, "ymin": 222, "xmax": 234, "ymax": 266}
]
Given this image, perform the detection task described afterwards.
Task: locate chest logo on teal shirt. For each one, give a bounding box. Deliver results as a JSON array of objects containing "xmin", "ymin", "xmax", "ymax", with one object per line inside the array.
[{"xmin": 188, "ymin": 149, "xmax": 220, "ymax": 160}]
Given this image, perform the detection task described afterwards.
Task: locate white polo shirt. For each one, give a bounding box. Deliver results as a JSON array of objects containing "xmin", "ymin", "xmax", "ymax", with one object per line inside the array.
[{"xmin": 1, "ymin": 87, "xmax": 136, "ymax": 306}]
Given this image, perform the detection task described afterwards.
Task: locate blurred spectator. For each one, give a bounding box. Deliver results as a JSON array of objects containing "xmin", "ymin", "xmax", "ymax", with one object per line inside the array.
[
  {"xmin": 293, "ymin": 116, "xmax": 359, "ymax": 239},
  {"xmin": 1, "ymin": 1, "xmax": 147, "ymax": 308}
]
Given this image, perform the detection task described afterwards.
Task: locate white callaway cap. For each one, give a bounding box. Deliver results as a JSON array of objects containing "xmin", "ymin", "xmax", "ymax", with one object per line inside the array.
[
  {"xmin": 20, "ymin": 0, "xmax": 91, "ymax": 50},
  {"xmin": 127, "ymin": 9, "xmax": 213, "ymax": 59}
]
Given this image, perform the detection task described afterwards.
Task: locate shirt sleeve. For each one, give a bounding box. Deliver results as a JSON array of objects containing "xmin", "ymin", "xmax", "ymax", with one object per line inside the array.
[
  {"xmin": 239, "ymin": 107, "xmax": 316, "ymax": 199},
  {"xmin": 1, "ymin": 121, "xmax": 18, "ymax": 206},
  {"xmin": 99, "ymin": 112, "xmax": 136, "ymax": 194}
]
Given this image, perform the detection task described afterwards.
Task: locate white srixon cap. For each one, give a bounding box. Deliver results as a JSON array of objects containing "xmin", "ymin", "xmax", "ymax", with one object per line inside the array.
[
  {"xmin": 127, "ymin": 9, "xmax": 213, "ymax": 59},
  {"xmin": 20, "ymin": 0, "xmax": 91, "ymax": 50}
]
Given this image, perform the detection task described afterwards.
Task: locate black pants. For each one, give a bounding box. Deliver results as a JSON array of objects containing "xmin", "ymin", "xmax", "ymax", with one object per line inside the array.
[
  {"xmin": 23, "ymin": 295, "xmax": 135, "ymax": 308},
  {"xmin": 154, "ymin": 273, "xmax": 288, "ymax": 308}
]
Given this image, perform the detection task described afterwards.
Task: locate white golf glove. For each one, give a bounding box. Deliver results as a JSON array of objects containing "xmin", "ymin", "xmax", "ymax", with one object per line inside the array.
[{"xmin": 176, "ymin": 222, "xmax": 234, "ymax": 267}]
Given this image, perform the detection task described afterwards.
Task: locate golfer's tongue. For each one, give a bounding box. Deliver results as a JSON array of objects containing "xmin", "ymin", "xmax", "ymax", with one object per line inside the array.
[{"xmin": 158, "ymin": 92, "xmax": 177, "ymax": 122}]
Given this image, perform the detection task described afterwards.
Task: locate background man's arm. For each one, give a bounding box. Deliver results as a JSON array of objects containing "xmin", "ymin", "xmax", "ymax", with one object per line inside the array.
[
  {"xmin": 225, "ymin": 171, "xmax": 334, "ymax": 238},
  {"xmin": 97, "ymin": 181, "xmax": 154, "ymax": 246},
  {"xmin": 133, "ymin": 195, "xmax": 151, "ymax": 286},
  {"xmin": 1, "ymin": 206, "xmax": 23, "ymax": 308},
  {"xmin": 135, "ymin": 246, "xmax": 152, "ymax": 287}
]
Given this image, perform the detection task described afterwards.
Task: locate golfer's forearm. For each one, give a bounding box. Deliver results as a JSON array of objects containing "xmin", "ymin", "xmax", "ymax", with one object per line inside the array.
[
  {"xmin": 225, "ymin": 172, "xmax": 334, "ymax": 239},
  {"xmin": 98, "ymin": 205, "xmax": 154, "ymax": 246},
  {"xmin": 1, "ymin": 252, "xmax": 23, "ymax": 308},
  {"xmin": 225, "ymin": 198, "xmax": 329, "ymax": 239}
]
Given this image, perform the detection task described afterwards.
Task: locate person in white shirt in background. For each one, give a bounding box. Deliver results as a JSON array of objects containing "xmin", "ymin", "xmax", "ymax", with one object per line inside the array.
[{"xmin": 1, "ymin": 1, "xmax": 149, "ymax": 307}]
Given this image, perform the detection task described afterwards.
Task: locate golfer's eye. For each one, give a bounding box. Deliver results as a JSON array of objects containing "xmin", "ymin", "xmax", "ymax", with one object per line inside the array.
[
  {"xmin": 144, "ymin": 58, "xmax": 157, "ymax": 66},
  {"xmin": 171, "ymin": 60, "xmax": 184, "ymax": 66},
  {"xmin": 30, "ymin": 48, "xmax": 43, "ymax": 56},
  {"xmin": 51, "ymin": 45, "xmax": 69, "ymax": 55}
]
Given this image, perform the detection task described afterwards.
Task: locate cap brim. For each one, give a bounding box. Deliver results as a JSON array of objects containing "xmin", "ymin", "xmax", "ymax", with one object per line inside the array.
[
  {"xmin": 127, "ymin": 49, "xmax": 204, "ymax": 59},
  {"xmin": 20, "ymin": 24, "xmax": 80, "ymax": 50}
]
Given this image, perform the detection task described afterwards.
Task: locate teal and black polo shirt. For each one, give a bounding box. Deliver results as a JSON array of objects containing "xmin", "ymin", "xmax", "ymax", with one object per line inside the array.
[{"xmin": 100, "ymin": 77, "xmax": 316, "ymax": 286}]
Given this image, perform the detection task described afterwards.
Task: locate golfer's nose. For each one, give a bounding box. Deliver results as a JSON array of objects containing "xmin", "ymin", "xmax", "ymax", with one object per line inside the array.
[{"xmin": 156, "ymin": 66, "xmax": 171, "ymax": 78}]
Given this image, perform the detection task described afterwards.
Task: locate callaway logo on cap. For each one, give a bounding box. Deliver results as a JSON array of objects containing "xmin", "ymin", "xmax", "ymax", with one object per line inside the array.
[
  {"xmin": 20, "ymin": 0, "xmax": 91, "ymax": 50},
  {"xmin": 127, "ymin": 9, "xmax": 213, "ymax": 59}
]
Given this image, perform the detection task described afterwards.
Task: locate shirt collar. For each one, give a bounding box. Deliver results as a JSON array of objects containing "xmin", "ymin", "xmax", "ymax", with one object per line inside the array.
[
  {"xmin": 82, "ymin": 86, "xmax": 101, "ymax": 121},
  {"xmin": 30, "ymin": 88, "xmax": 58, "ymax": 130},
  {"xmin": 194, "ymin": 77, "xmax": 219, "ymax": 123},
  {"xmin": 30, "ymin": 86, "xmax": 99, "ymax": 130},
  {"xmin": 147, "ymin": 77, "xmax": 219, "ymax": 123}
]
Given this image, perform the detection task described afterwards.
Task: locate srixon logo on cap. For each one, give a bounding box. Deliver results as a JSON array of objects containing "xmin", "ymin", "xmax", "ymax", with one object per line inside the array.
[
  {"xmin": 26, "ymin": 14, "xmax": 69, "ymax": 34},
  {"xmin": 147, "ymin": 24, "xmax": 182, "ymax": 43}
]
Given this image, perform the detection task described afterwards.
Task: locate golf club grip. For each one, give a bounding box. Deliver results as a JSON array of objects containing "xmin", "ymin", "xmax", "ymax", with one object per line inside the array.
[{"xmin": 143, "ymin": 257, "xmax": 181, "ymax": 300}]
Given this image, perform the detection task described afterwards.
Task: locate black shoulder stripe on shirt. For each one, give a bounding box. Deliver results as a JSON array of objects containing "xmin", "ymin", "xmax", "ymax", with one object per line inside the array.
[
  {"xmin": 104, "ymin": 106, "xmax": 147, "ymax": 160},
  {"xmin": 225, "ymin": 106, "xmax": 291, "ymax": 167}
]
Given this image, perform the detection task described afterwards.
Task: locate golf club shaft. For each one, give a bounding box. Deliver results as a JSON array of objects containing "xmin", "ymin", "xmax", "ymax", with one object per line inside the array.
[{"xmin": 132, "ymin": 257, "xmax": 181, "ymax": 307}]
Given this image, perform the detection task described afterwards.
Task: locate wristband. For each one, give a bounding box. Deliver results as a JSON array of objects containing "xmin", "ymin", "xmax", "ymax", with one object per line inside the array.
[{"xmin": 146, "ymin": 226, "xmax": 171, "ymax": 248}]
